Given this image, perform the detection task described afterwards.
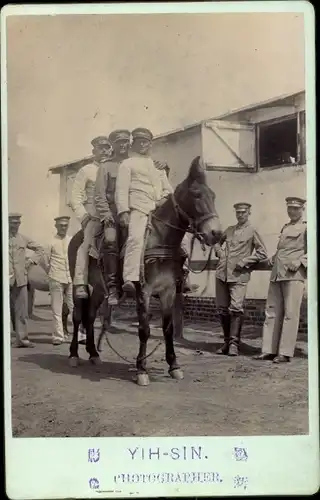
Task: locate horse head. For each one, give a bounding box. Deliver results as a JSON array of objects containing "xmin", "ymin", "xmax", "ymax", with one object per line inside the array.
[{"xmin": 174, "ymin": 156, "xmax": 222, "ymax": 246}]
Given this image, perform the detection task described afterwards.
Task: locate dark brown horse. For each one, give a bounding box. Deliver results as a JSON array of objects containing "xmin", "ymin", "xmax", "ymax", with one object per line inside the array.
[{"xmin": 68, "ymin": 156, "xmax": 222, "ymax": 385}]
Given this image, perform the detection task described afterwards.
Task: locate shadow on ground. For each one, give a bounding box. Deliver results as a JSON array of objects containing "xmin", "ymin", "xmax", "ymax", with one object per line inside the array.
[{"xmin": 17, "ymin": 352, "xmax": 164, "ymax": 383}]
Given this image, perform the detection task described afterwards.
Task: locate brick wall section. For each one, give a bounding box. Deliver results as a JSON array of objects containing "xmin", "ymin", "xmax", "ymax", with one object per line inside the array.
[{"xmin": 121, "ymin": 296, "xmax": 308, "ymax": 336}]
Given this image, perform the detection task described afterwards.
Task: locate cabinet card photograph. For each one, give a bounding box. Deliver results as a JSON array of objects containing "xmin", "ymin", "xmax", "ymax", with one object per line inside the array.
[{"xmin": 2, "ymin": 2, "xmax": 318, "ymax": 499}]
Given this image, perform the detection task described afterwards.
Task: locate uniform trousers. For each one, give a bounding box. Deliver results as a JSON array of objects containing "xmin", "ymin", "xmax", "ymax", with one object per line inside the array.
[
  {"xmin": 262, "ymin": 280, "xmax": 305, "ymax": 357},
  {"xmin": 10, "ymin": 283, "xmax": 29, "ymax": 343},
  {"xmin": 74, "ymin": 218, "xmax": 101, "ymax": 286},
  {"xmin": 215, "ymin": 278, "xmax": 248, "ymax": 315},
  {"xmin": 123, "ymin": 209, "xmax": 149, "ymax": 282},
  {"xmin": 49, "ymin": 278, "xmax": 74, "ymax": 342}
]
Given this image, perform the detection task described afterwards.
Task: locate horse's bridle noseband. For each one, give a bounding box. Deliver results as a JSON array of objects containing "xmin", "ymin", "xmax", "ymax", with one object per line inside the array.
[{"xmin": 170, "ymin": 193, "xmax": 218, "ymax": 250}]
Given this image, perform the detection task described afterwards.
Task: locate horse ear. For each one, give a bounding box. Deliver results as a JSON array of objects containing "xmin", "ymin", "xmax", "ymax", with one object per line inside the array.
[{"xmin": 187, "ymin": 156, "xmax": 206, "ymax": 184}]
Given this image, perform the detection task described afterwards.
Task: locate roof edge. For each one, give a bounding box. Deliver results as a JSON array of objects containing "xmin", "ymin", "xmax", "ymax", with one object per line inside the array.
[{"xmin": 153, "ymin": 89, "xmax": 305, "ymax": 141}]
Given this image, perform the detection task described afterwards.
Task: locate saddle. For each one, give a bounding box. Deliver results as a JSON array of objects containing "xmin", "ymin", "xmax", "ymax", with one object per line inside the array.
[{"xmin": 88, "ymin": 214, "xmax": 188, "ymax": 282}]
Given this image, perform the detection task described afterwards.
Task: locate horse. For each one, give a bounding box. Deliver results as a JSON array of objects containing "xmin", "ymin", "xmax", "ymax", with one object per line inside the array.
[{"xmin": 67, "ymin": 156, "xmax": 222, "ymax": 385}]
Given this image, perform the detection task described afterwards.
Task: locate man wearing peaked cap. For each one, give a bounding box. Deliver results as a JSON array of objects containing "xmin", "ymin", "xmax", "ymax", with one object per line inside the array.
[
  {"xmin": 131, "ymin": 127, "xmax": 153, "ymax": 141},
  {"xmin": 54, "ymin": 215, "xmax": 70, "ymax": 223},
  {"xmin": 42, "ymin": 215, "xmax": 73, "ymax": 345},
  {"xmin": 115, "ymin": 126, "xmax": 174, "ymax": 294},
  {"xmin": 233, "ymin": 202, "xmax": 252, "ymax": 210},
  {"xmin": 70, "ymin": 136, "xmax": 113, "ymax": 299},
  {"xmin": 285, "ymin": 196, "xmax": 306, "ymax": 207},
  {"xmin": 9, "ymin": 212, "xmax": 44, "ymax": 348},
  {"xmin": 255, "ymin": 195, "xmax": 307, "ymax": 363},
  {"xmin": 214, "ymin": 202, "xmax": 268, "ymax": 356},
  {"xmin": 93, "ymin": 129, "xmax": 131, "ymax": 305}
]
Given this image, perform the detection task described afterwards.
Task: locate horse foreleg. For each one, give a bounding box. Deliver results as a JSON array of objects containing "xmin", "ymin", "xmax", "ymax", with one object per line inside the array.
[
  {"xmin": 69, "ymin": 296, "xmax": 82, "ymax": 367},
  {"xmin": 97, "ymin": 301, "xmax": 112, "ymax": 352},
  {"xmin": 135, "ymin": 283, "xmax": 151, "ymax": 386},
  {"xmin": 62, "ymin": 302, "xmax": 69, "ymax": 337},
  {"xmin": 86, "ymin": 288, "xmax": 104, "ymax": 364},
  {"xmin": 160, "ymin": 288, "xmax": 184, "ymax": 381}
]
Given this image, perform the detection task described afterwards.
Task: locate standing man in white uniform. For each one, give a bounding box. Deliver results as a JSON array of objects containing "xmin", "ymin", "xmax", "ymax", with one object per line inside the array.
[
  {"xmin": 44, "ymin": 216, "xmax": 74, "ymax": 345},
  {"xmin": 115, "ymin": 127, "xmax": 172, "ymax": 293},
  {"xmin": 255, "ymin": 197, "xmax": 307, "ymax": 363}
]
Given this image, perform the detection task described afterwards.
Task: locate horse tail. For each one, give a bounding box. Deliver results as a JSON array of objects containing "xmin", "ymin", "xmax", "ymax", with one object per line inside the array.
[{"xmin": 68, "ymin": 229, "xmax": 84, "ymax": 281}]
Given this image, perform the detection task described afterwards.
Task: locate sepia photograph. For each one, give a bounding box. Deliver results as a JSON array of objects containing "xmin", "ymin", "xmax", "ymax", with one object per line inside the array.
[{"xmin": 4, "ymin": 5, "xmax": 315, "ymax": 446}]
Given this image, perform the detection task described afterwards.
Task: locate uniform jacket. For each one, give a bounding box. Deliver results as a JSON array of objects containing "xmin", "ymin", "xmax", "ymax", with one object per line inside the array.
[
  {"xmin": 9, "ymin": 233, "xmax": 43, "ymax": 287},
  {"xmin": 215, "ymin": 222, "xmax": 268, "ymax": 283},
  {"xmin": 270, "ymin": 220, "xmax": 307, "ymax": 282},
  {"xmin": 70, "ymin": 162, "xmax": 99, "ymax": 223},
  {"xmin": 44, "ymin": 234, "xmax": 72, "ymax": 284},
  {"xmin": 115, "ymin": 154, "xmax": 173, "ymax": 216},
  {"xmin": 94, "ymin": 160, "xmax": 120, "ymax": 222}
]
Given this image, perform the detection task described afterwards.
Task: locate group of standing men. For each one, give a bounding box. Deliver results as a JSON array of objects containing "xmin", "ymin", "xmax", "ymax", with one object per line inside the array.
[
  {"xmin": 8, "ymin": 126, "xmax": 307, "ymax": 362},
  {"xmin": 213, "ymin": 197, "xmax": 307, "ymax": 363}
]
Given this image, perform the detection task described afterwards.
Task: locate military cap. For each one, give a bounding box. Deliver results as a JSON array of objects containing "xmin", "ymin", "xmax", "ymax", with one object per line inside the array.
[
  {"xmin": 9, "ymin": 212, "xmax": 22, "ymax": 220},
  {"xmin": 108, "ymin": 129, "xmax": 130, "ymax": 143},
  {"xmin": 132, "ymin": 127, "xmax": 153, "ymax": 141},
  {"xmin": 91, "ymin": 136, "xmax": 112, "ymax": 148},
  {"xmin": 54, "ymin": 215, "xmax": 70, "ymax": 223},
  {"xmin": 285, "ymin": 196, "xmax": 306, "ymax": 208},
  {"xmin": 233, "ymin": 202, "xmax": 251, "ymax": 210}
]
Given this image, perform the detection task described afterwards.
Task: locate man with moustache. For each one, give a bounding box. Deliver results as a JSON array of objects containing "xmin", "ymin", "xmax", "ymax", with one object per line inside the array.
[
  {"xmin": 94, "ymin": 129, "xmax": 131, "ymax": 305},
  {"xmin": 70, "ymin": 136, "xmax": 113, "ymax": 299},
  {"xmin": 9, "ymin": 213, "xmax": 44, "ymax": 348},
  {"xmin": 255, "ymin": 197, "xmax": 307, "ymax": 363},
  {"xmin": 214, "ymin": 202, "xmax": 268, "ymax": 356}
]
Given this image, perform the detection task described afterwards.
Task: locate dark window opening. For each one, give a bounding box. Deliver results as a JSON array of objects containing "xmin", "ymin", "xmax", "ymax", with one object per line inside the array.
[{"xmin": 259, "ymin": 117, "xmax": 298, "ymax": 168}]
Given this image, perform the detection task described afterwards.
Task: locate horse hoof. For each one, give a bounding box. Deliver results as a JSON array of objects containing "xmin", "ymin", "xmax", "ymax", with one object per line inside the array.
[
  {"xmin": 90, "ymin": 356, "xmax": 102, "ymax": 365},
  {"xmin": 169, "ymin": 368, "xmax": 184, "ymax": 380},
  {"xmin": 69, "ymin": 357, "xmax": 79, "ymax": 368},
  {"xmin": 136, "ymin": 373, "xmax": 150, "ymax": 386}
]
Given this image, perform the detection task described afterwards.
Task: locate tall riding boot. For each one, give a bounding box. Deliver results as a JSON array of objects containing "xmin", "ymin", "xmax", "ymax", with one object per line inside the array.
[
  {"xmin": 103, "ymin": 252, "xmax": 119, "ymax": 306},
  {"xmin": 228, "ymin": 314, "xmax": 243, "ymax": 356},
  {"xmin": 216, "ymin": 314, "xmax": 231, "ymax": 355}
]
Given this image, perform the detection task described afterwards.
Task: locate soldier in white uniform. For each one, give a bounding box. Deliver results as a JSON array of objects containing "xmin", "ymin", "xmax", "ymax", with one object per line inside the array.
[
  {"xmin": 70, "ymin": 136, "xmax": 113, "ymax": 299},
  {"xmin": 255, "ymin": 197, "xmax": 307, "ymax": 363},
  {"xmin": 44, "ymin": 216, "xmax": 73, "ymax": 345},
  {"xmin": 115, "ymin": 128, "xmax": 172, "ymax": 293}
]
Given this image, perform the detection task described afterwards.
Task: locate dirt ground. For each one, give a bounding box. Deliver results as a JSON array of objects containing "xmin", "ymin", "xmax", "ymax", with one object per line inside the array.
[{"xmin": 11, "ymin": 306, "xmax": 308, "ymax": 437}]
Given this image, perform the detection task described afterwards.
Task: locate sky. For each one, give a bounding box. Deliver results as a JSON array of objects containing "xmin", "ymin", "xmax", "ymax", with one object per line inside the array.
[{"xmin": 5, "ymin": 12, "xmax": 305, "ymax": 242}]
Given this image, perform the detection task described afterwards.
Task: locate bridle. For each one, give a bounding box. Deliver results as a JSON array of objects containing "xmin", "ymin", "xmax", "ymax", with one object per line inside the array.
[{"xmin": 150, "ymin": 193, "xmax": 218, "ymax": 272}]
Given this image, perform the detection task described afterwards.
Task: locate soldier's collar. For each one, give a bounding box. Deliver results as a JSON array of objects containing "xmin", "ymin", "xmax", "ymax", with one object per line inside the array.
[{"xmin": 236, "ymin": 221, "xmax": 250, "ymax": 229}]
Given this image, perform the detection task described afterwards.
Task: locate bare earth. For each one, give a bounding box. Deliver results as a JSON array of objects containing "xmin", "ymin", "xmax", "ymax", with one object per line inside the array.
[{"xmin": 11, "ymin": 306, "xmax": 308, "ymax": 437}]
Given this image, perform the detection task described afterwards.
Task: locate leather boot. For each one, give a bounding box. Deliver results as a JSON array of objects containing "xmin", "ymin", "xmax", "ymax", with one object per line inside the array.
[
  {"xmin": 103, "ymin": 252, "xmax": 119, "ymax": 306},
  {"xmin": 228, "ymin": 315, "xmax": 243, "ymax": 356},
  {"xmin": 216, "ymin": 314, "xmax": 231, "ymax": 355}
]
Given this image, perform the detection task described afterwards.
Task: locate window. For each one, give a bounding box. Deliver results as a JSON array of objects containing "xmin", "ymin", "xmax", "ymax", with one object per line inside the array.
[
  {"xmin": 257, "ymin": 114, "xmax": 300, "ymax": 168},
  {"xmin": 203, "ymin": 111, "xmax": 306, "ymax": 172}
]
